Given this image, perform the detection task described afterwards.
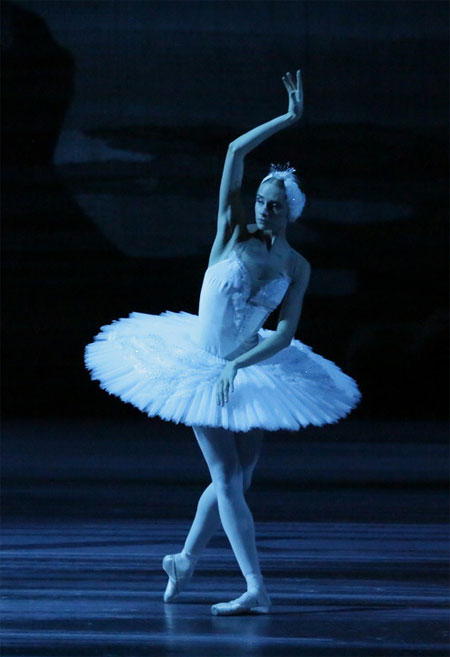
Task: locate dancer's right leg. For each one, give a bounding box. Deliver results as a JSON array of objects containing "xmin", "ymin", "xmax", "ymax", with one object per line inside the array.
[
  {"xmin": 180, "ymin": 481, "xmax": 220, "ymax": 563},
  {"xmin": 163, "ymin": 481, "xmax": 219, "ymax": 602}
]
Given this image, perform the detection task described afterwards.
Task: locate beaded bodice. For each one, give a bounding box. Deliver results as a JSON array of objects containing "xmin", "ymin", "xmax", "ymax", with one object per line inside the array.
[{"xmin": 195, "ymin": 246, "xmax": 291, "ymax": 359}]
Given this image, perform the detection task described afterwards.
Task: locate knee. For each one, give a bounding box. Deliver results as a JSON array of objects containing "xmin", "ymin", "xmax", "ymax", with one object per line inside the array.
[{"xmin": 213, "ymin": 462, "xmax": 244, "ymax": 497}]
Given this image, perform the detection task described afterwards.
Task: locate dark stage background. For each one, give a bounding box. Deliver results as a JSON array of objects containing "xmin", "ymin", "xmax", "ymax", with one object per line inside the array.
[
  {"xmin": 1, "ymin": 2, "xmax": 449, "ymax": 654},
  {"xmin": 2, "ymin": 0, "xmax": 448, "ymax": 424}
]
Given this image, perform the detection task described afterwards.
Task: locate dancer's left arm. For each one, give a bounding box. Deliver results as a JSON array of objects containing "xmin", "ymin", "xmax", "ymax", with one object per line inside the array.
[{"xmin": 216, "ymin": 259, "xmax": 311, "ymax": 405}]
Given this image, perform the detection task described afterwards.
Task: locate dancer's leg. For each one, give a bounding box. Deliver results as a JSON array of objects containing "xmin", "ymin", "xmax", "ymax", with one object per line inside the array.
[
  {"xmin": 181, "ymin": 429, "xmax": 264, "ymax": 562},
  {"xmin": 235, "ymin": 429, "xmax": 264, "ymax": 491},
  {"xmin": 180, "ymin": 482, "xmax": 220, "ymax": 562},
  {"xmin": 192, "ymin": 425, "xmax": 265, "ymax": 588}
]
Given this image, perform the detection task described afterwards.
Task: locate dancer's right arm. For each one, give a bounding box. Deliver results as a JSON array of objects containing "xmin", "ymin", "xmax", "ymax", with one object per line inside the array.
[{"xmin": 210, "ymin": 71, "xmax": 303, "ymax": 266}]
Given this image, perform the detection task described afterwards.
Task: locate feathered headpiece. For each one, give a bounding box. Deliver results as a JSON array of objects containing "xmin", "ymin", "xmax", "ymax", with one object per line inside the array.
[{"xmin": 261, "ymin": 162, "xmax": 306, "ymax": 222}]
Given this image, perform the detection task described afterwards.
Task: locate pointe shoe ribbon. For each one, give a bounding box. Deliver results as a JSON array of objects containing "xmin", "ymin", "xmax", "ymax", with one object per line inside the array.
[
  {"xmin": 211, "ymin": 589, "xmax": 272, "ymax": 616},
  {"xmin": 162, "ymin": 553, "xmax": 195, "ymax": 603}
]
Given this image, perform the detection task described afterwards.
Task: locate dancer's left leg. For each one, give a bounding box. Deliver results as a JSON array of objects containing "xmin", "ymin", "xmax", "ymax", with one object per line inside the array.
[
  {"xmin": 181, "ymin": 429, "xmax": 264, "ymax": 562},
  {"xmin": 163, "ymin": 428, "xmax": 264, "ymax": 604},
  {"xmin": 192, "ymin": 425, "xmax": 270, "ymax": 614},
  {"xmin": 192, "ymin": 425, "xmax": 263, "ymax": 586}
]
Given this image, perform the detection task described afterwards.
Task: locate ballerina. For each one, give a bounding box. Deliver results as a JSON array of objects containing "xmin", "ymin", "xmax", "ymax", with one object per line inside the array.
[{"xmin": 84, "ymin": 69, "xmax": 361, "ymax": 615}]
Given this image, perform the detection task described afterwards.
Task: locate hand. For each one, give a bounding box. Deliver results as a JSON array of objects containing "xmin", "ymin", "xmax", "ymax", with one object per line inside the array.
[
  {"xmin": 282, "ymin": 69, "xmax": 303, "ymax": 122},
  {"xmin": 216, "ymin": 361, "xmax": 238, "ymax": 406}
]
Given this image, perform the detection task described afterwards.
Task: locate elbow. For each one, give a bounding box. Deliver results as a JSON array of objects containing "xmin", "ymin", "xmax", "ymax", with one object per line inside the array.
[
  {"xmin": 228, "ymin": 141, "xmax": 246, "ymax": 157},
  {"xmin": 277, "ymin": 332, "xmax": 292, "ymax": 350}
]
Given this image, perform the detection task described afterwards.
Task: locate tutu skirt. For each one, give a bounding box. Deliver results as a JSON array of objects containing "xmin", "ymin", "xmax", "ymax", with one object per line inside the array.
[{"xmin": 84, "ymin": 310, "xmax": 361, "ymax": 432}]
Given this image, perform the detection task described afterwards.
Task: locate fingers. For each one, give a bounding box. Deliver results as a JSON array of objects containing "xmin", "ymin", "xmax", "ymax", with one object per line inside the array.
[
  {"xmin": 216, "ymin": 377, "xmax": 234, "ymax": 406},
  {"xmin": 283, "ymin": 69, "xmax": 302, "ymax": 92},
  {"xmin": 216, "ymin": 379, "xmax": 229, "ymax": 406},
  {"xmin": 282, "ymin": 73, "xmax": 293, "ymax": 93},
  {"xmin": 216, "ymin": 381, "xmax": 222, "ymax": 406}
]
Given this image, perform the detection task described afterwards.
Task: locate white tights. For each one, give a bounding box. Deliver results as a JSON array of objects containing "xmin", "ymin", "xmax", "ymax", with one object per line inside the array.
[{"xmin": 181, "ymin": 426, "xmax": 265, "ymax": 591}]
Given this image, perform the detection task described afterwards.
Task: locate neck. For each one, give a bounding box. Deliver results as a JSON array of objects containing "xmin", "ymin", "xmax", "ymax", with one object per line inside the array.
[{"xmin": 263, "ymin": 227, "xmax": 286, "ymax": 245}]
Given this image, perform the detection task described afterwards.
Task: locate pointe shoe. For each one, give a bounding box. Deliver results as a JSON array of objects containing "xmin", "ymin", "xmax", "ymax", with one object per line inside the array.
[
  {"xmin": 211, "ymin": 588, "xmax": 272, "ymax": 616},
  {"xmin": 162, "ymin": 553, "xmax": 195, "ymax": 603}
]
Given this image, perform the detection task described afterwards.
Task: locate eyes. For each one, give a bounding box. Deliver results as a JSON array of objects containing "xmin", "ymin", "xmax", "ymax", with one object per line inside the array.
[{"xmin": 256, "ymin": 196, "xmax": 282, "ymax": 211}]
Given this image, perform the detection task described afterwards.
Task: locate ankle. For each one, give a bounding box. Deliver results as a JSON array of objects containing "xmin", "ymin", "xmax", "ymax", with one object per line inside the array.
[
  {"xmin": 245, "ymin": 572, "xmax": 265, "ymax": 592},
  {"xmin": 179, "ymin": 549, "xmax": 199, "ymax": 566}
]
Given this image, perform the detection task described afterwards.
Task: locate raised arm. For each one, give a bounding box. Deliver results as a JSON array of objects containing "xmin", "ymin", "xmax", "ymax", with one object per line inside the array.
[{"xmin": 210, "ymin": 70, "xmax": 304, "ymax": 266}]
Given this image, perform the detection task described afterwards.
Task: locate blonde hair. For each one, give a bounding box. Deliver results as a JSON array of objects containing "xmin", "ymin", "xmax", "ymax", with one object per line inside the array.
[{"xmin": 261, "ymin": 163, "xmax": 306, "ymax": 221}]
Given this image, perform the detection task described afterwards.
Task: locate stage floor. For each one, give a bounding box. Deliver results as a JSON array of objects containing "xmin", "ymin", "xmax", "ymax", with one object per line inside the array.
[
  {"xmin": 1, "ymin": 417, "xmax": 448, "ymax": 656},
  {"xmin": 1, "ymin": 517, "xmax": 448, "ymax": 657}
]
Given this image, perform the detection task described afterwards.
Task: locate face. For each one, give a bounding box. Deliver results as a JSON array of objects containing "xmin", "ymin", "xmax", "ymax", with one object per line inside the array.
[{"xmin": 254, "ymin": 179, "xmax": 289, "ymax": 233}]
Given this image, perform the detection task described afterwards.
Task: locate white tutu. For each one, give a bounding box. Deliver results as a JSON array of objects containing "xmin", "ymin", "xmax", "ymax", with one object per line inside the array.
[
  {"xmin": 84, "ymin": 309, "xmax": 361, "ymax": 433},
  {"xmin": 85, "ymin": 246, "xmax": 361, "ymax": 432}
]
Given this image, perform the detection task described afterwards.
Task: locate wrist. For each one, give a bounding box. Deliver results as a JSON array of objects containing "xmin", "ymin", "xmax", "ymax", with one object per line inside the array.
[{"xmin": 287, "ymin": 111, "xmax": 300, "ymax": 125}]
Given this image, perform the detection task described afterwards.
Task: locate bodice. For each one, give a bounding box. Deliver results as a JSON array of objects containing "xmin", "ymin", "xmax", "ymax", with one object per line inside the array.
[{"xmin": 194, "ymin": 247, "xmax": 291, "ymax": 359}]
